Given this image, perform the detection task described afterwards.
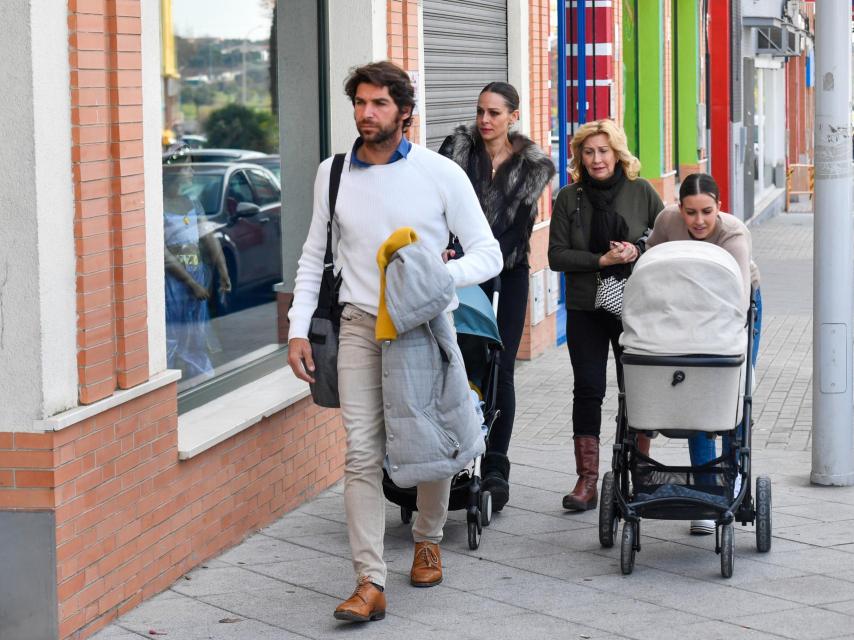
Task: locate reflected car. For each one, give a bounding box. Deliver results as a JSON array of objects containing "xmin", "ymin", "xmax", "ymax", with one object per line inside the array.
[
  {"xmin": 162, "ymin": 162, "xmax": 282, "ymax": 316},
  {"xmin": 248, "ymin": 154, "xmax": 281, "ymax": 182},
  {"xmin": 162, "ymin": 148, "xmax": 267, "ymax": 164},
  {"xmin": 179, "ymin": 134, "xmax": 208, "ymax": 149}
]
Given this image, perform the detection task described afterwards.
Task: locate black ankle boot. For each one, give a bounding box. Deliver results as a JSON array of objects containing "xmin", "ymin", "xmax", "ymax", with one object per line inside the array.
[{"xmin": 482, "ymin": 452, "xmax": 511, "ymax": 511}]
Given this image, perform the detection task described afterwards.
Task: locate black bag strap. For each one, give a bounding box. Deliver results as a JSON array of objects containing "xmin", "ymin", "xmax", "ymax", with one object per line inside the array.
[
  {"xmin": 323, "ymin": 153, "xmax": 346, "ymax": 268},
  {"xmin": 316, "ymin": 154, "xmax": 346, "ymax": 313}
]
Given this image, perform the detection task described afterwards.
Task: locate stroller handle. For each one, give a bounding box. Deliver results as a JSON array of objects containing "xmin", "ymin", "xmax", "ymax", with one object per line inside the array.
[{"xmin": 487, "ymin": 275, "xmax": 501, "ymax": 317}]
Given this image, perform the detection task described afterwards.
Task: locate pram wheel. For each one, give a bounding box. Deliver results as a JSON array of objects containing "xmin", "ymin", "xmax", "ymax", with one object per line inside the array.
[
  {"xmin": 401, "ymin": 506, "xmax": 412, "ymax": 524},
  {"xmin": 620, "ymin": 522, "xmax": 637, "ymax": 575},
  {"xmin": 480, "ymin": 490, "xmax": 492, "ymax": 527},
  {"xmin": 755, "ymin": 475, "xmax": 772, "ymax": 553},
  {"xmin": 599, "ymin": 472, "xmax": 619, "ymax": 548},
  {"xmin": 720, "ymin": 523, "xmax": 734, "ymax": 578},
  {"xmin": 467, "ymin": 511, "xmax": 482, "ymax": 550}
]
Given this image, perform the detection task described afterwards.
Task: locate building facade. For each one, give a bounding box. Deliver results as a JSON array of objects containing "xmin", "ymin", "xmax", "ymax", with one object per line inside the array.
[
  {"xmin": 0, "ymin": 1, "xmax": 556, "ymax": 638},
  {"xmin": 556, "ymin": 0, "xmax": 815, "ymax": 218}
]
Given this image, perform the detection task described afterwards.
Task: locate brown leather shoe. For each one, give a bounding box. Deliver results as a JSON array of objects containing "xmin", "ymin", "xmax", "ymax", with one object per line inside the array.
[
  {"xmin": 562, "ymin": 436, "xmax": 599, "ymax": 511},
  {"xmin": 410, "ymin": 541, "xmax": 443, "ymax": 587},
  {"xmin": 333, "ymin": 577, "xmax": 386, "ymax": 622}
]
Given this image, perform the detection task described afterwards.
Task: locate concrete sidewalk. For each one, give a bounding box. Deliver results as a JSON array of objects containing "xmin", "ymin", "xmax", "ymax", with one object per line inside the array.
[{"xmin": 96, "ymin": 213, "xmax": 854, "ymax": 640}]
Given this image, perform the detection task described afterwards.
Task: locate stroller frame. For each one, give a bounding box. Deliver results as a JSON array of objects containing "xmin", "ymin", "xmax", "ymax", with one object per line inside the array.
[{"xmin": 601, "ymin": 294, "xmax": 772, "ymax": 577}]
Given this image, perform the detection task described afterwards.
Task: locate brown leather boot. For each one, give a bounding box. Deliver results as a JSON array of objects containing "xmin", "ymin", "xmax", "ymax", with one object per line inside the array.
[
  {"xmin": 562, "ymin": 436, "xmax": 600, "ymax": 511},
  {"xmin": 410, "ymin": 541, "xmax": 443, "ymax": 587},
  {"xmin": 333, "ymin": 577, "xmax": 386, "ymax": 622},
  {"xmin": 636, "ymin": 433, "xmax": 651, "ymax": 457}
]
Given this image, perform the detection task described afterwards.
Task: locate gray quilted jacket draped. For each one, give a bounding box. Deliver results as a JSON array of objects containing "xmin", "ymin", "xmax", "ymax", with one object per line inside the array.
[{"xmin": 382, "ymin": 242, "xmax": 485, "ymax": 488}]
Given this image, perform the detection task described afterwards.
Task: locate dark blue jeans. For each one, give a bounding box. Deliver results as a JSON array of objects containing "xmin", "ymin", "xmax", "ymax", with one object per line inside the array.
[{"xmin": 688, "ymin": 288, "xmax": 762, "ymax": 470}]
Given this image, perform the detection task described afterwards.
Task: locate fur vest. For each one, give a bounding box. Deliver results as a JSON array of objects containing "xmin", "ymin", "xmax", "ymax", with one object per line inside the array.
[{"xmin": 439, "ymin": 125, "xmax": 555, "ymax": 270}]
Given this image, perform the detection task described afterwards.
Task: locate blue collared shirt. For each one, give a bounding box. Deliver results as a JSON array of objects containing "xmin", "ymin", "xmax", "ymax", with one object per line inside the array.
[{"xmin": 350, "ymin": 136, "xmax": 411, "ymax": 168}]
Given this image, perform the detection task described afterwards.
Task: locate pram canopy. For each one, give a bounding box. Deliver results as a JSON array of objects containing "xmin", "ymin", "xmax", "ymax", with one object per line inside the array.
[
  {"xmin": 453, "ymin": 285, "xmax": 503, "ymax": 347},
  {"xmin": 620, "ymin": 241, "xmax": 747, "ymax": 357}
]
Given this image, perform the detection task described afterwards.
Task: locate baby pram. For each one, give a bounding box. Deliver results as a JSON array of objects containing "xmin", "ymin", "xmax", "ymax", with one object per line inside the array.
[
  {"xmin": 382, "ymin": 284, "xmax": 503, "ymax": 550},
  {"xmin": 600, "ymin": 241, "xmax": 771, "ymax": 578}
]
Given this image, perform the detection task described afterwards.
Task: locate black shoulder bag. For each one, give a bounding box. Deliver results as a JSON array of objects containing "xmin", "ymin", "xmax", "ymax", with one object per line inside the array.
[{"xmin": 308, "ymin": 153, "xmax": 346, "ymax": 407}]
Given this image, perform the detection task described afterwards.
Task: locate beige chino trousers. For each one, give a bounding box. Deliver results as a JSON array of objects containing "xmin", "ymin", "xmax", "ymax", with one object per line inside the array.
[{"xmin": 337, "ymin": 304, "xmax": 451, "ymax": 587}]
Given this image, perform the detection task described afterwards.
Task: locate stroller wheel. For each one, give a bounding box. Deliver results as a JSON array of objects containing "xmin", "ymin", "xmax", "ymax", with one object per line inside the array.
[
  {"xmin": 467, "ymin": 514, "xmax": 482, "ymax": 550},
  {"xmin": 480, "ymin": 491, "xmax": 493, "ymax": 527},
  {"xmin": 620, "ymin": 522, "xmax": 636, "ymax": 575},
  {"xmin": 755, "ymin": 475, "xmax": 772, "ymax": 553},
  {"xmin": 720, "ymin": 523, "xmax": 734, "ymax": 578},
  {"xmin": 401, "ymin": 506, "xmax": 412, "ymax": 525},
  {"xmin": 599, "ymin": 472, "xmax": 619, "ymax": 548}
]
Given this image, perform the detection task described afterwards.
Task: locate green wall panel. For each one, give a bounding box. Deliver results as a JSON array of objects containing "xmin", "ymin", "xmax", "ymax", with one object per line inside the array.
[
  {"xmin": 636, "ymin": 0, "xmax": 663, "ymax": 179},
  {"xmin": 674, "ymin": 0, "xmax": 699, "ymax": 168},
  {"xmin": 622, "ymin": 0, "xmax": 639, "ymax": 156}
]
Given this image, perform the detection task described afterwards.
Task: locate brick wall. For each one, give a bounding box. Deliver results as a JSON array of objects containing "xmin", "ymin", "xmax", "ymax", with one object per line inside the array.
[
  {"xmin": 521, "ymin": 0, "xmax": 555, "ymax": 361},
  {"xmin": 70, "ymin": 0, "xmax": 149, "ymax": 404},
  {"xmin": 0, "ymin": 388, "xmax": 345, "ymax": 639},
  {"xmin": 387, "ymin": 0, "xmax": 421, "ymax": 142}
]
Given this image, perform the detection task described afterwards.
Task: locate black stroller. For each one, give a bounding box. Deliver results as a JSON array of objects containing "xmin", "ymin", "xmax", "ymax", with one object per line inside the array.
[
  {"xmin": 600, "ymin": 241, "xmax": 771, "ymax": 578},
  {"xmin": 382, "ymin": 284, "xmax": 503, "ymax": 550}
]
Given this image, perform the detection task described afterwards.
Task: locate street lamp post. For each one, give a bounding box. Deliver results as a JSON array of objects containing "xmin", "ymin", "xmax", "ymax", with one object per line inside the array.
[{"xmin": 811, "ymin": 0, "xmax": 854, "ymax": 486}]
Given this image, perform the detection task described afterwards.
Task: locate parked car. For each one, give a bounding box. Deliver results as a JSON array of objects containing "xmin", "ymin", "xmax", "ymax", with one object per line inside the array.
[
  {"xmin": 162, "ymin": 148, "xmax": 266, "ymax": 164},
  {"xmin": 179, "ymin": 134, "xmax": 208, "ymax": 149},
  {"xmin": 248, "ymin": 154, "xmax": 281, "ymax": 182},
  {"xmin": 162, "ymin": 162, "xmax": 282, "ymax": 316}
]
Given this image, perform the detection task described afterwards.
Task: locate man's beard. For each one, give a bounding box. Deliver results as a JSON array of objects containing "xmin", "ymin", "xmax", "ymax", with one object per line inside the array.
[{"xmin": 357, "ymin": 117, "xmax": 401, "ymax": 146}]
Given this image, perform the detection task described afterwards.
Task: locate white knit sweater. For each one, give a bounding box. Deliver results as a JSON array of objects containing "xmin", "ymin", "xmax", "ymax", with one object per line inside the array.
[{"xmin": 288, "ymin": 144, "xmax": 502, "ymax": 340}]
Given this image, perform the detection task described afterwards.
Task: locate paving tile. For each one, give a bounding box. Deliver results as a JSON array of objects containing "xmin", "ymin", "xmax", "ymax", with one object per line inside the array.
[
  {"xmin": 216, "ymin": 533, "xmax": 329, "ymax": 566},
  {"xmin": 89, "ymin": 628, "xmax": 147, "ymax": 640},
  {"xmin": 730, "ymin": 606, "xmax": 854, "ymax": 640},
  {"xmin": 775, "ymin": 500, "xmax": 854, "ymax": 522},
  {"xmin": 622, "ymin": 619, "xmax": 790, "ymax": 640},
  {"xmin": 200, "ymin": 586, "xmax": 456, "ymax": 640},
  {"xmin": 736, "ymin": 574, "xmax": 854, "ymax": 605},
  {"xmin": 110, "ymin": 592, "xmax": 250, "ymax": 636},
  {"xmin": 260, "ymin": 512, "xmax": 347, "ymax": 539},
  {"xmin": 629, "ymin": 540, "xmax": 807, "ymax": 585},
  {"xmin": 449, "ymin": 612, "xmax": 613, "ymax": 639},
  {"xmin": 500, "ymin": 549, "xmax": 621, "ymax": 580},
  {"xmin": 820, "ymin": 599, "xmax": 854, "ymax": 616},
  {"xmin": 772, "ymin": 520, "xmax": 854, "ymax": 547},
  {"xmin": 171, "ymin": 565, "xmax": 294, "ymax": 597}
]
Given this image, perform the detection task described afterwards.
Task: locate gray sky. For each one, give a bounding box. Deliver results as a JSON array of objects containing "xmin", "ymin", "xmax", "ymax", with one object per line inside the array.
[{"xmin": 172, "ymin": 0, "xmax": 272, "ymax": 40}]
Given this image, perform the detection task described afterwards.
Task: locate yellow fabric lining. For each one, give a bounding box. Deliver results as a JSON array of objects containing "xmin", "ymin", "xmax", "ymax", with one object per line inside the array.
[{"xmin": 375, "ymin": 227, "xmax": 419, "ymax": 341}]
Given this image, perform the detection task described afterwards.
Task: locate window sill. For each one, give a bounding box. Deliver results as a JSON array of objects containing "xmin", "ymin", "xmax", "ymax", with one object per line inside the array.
[
  {"xmin": 177, "ymin": 366, "xmax": 311, "ymax": 460},
  {"xmin": 35, "ymin": 370, "xmax": 182, "ymax": 432}
]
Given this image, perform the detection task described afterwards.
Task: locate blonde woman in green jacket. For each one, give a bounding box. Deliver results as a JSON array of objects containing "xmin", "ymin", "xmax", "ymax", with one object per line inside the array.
[{"xmin": 548, "ymin": 119, "xmax": 663, "ymax": 511}]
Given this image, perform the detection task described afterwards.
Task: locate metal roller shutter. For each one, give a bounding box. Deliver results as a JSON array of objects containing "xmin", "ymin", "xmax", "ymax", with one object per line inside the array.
[{"xmin": 423, "ymin": 0, "xmax": 508, "ymax": 150}]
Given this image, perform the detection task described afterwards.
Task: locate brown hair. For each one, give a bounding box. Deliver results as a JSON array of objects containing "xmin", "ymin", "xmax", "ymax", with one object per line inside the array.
[
  {"xmin": 344, "ymin": 61, "xmax": 416, "ymax": 132},
  {"xmin": 569, "ymin": 119, "xmax": 641, "ymax": 182}
]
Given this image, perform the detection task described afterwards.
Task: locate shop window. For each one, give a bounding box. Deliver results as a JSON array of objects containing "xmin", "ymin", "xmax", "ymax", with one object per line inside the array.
[{"xmin": 161, "ymin": 0, "xmax": 320, "ymax": 407}]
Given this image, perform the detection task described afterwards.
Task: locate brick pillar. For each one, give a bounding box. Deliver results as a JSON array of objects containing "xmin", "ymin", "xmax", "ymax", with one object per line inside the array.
[
  {"xmin": 387, "ymin": 0, "xmax": 421, "ymax": 141},
  {"xmin": 70, "ymin": 0, "xmax": 149, "ymax": 404}
]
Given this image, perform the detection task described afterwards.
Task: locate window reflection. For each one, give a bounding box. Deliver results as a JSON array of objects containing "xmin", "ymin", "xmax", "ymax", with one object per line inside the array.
[{"xmin": 162, "ymin": 0, "xmax": 282, "ymax": 394}]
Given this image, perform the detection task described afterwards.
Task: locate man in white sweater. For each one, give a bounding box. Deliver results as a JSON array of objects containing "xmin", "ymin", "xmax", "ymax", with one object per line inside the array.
[{"xmin": 287, "ymin": 61, "xmax": 501, "ymax": 622}]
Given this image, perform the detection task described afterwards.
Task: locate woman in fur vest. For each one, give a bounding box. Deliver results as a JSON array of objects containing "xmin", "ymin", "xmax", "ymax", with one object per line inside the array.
[{"xmin": 439, "ymin": 82, "xmax": 555, "ymax": 512}]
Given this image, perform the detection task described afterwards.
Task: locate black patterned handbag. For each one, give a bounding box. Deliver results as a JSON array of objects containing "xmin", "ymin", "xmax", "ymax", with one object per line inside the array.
[
  {"xmin": 307, "ymin": 153, "xmax": 346, "ymax": 408},
  {"xmin": 594, "ymin": 273, "xmax": 627, "ymax": 318}
]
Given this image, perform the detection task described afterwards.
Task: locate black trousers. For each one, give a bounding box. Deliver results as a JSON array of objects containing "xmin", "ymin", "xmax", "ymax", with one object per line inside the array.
[
  {"xmin": 480, "ymin": 265, "xmax": 529, "ymax": 456},
  {"xmin": 565, "ymin": 309, "xmax": 624, "ymax": 438}
]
